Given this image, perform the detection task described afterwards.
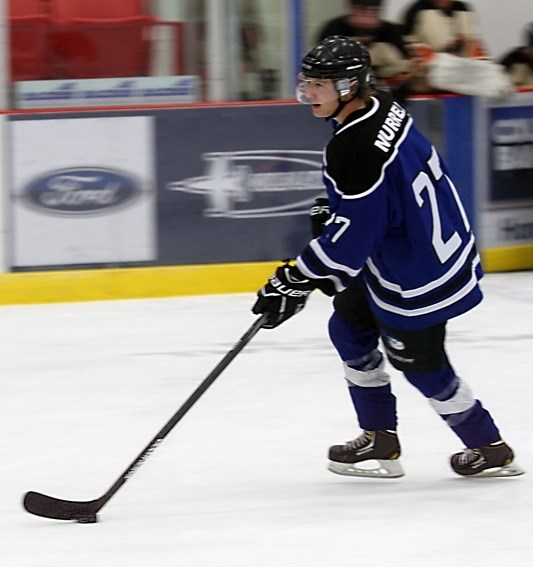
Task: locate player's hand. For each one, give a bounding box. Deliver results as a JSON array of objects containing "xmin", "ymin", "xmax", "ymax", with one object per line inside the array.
[
  {"xmin": 252, "ymin": 262, "xmax": 314, "ymax": 329},
  {"xmin": 310, "ymin": 197, "xmax": 330, "ymax": 238}
]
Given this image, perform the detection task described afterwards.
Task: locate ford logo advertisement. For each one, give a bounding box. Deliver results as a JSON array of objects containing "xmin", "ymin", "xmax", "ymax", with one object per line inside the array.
[{"xmin": 22, "ymin": 167, "xmax": 142, "ymax": 216}]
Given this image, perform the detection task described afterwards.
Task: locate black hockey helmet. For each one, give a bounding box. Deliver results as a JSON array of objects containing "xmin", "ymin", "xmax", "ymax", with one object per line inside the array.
[{"xmin": 300, "ymin": 35, "xmax": 371, "ymax": 97}]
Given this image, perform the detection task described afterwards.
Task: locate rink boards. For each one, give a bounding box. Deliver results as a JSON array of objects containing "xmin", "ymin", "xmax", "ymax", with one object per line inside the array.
[
  {"xmin": 0, "ymin": 262, "xmax": 279, "ymax": 305},
  {"xmin": 1, "ymin": 93, "xmax": 532, "ymax": 304}
]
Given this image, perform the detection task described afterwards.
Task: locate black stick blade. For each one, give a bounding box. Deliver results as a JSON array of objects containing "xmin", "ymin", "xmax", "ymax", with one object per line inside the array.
[
  {"xmin": 23, "ymin": 491, "xmax": 100, "ymax": 522},
  {"xmin": 22, "ymin": 318, "xmax": 266, "ymax": 523}
]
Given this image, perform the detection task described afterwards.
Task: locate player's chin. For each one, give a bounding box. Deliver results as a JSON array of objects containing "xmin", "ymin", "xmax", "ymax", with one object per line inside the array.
[{"xmin": 311, "ymin": 104, "xmax": 325, "ymax": 116}]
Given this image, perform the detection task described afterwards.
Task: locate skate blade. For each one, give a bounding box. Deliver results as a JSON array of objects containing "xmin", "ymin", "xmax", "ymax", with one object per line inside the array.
[
  {"xmin": 328, "ymin": 458, "xmax": 405, "ymax": 479},
  {"xmin": 463, "ymin": 462, "xmax": 526, "ymax": 478}
]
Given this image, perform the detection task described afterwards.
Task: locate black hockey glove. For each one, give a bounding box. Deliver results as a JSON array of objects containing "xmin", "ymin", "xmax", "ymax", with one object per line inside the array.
[
  {"xmin": 310, "ymin": 197, "xmax": 330, "ymax": 238},
  {"xmin": 252, "ymin": 262, "xmax": 314, "ymax": 329}
]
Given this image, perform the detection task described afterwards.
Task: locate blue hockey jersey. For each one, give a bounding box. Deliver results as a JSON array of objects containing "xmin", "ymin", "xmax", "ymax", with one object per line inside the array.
[{"xmin": 296, "ymin": 91, "xmax": 483, "ymax": 331}]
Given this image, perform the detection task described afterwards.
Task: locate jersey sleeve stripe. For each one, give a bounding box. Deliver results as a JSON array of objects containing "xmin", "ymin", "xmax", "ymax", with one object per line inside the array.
[
  {"xmin": 308, "ymin": 239, "xmax": 360, "ymax": 278},
  {"xmin": 297, "ymin": 239, "xmax": 361, "ymax": 293}
]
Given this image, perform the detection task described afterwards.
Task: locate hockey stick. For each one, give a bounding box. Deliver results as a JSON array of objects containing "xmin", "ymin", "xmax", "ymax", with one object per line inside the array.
[{"xmin": 23, "ymin": 314, "xmax": 267, "ymax": 523}]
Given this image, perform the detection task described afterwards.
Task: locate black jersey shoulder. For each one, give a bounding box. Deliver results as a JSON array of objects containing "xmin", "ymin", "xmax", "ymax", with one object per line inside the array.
[{"xmin": 324, "ymin": 91, "xmax": 411, "ymax": 196}]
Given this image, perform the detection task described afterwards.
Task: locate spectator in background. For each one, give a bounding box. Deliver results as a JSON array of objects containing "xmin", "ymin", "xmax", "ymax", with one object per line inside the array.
[
  {"xmin": 402, "ymin": 0, "xmax": 485, "ymax": 58},
  {"xmin": 499, "ymin": 23, "xmax": 533, "ymax": 88},
  {"xmin": 239, "ymin": 1, "xmax": 279, "ymax": 100},
  {"xmin": 317, "ymin": 0, "xmax": 424, "ymax": 94},
  {"xmin": 398, "ymin": 0, "xmax": 512, "ymax": 96}
]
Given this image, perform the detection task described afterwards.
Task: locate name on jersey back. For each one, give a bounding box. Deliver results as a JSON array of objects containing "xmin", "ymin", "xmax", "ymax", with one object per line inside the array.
[{"xmin": 374, "ymin": 102, "xmax": 407, "ymax": 153}]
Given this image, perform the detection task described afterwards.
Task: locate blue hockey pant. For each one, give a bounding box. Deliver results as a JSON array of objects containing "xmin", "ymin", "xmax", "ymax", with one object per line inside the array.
[{"xmin": 328, "ymin": 309, "xmax": 501, "ymax": 449}]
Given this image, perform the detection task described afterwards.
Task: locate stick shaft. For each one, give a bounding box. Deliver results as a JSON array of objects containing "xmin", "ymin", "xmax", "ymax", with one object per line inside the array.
[
  {"xmin": 23, "ymin": 315, "xmax": 266, "ymax": 520},
  {"xmin": 93, "ymin": 314, "xmax": 266, "ymax": 512}
]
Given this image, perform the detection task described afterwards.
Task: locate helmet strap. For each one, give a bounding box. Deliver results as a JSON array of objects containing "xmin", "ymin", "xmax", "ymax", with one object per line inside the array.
[{"xmin": 325, "ymin": 94, "xmax": 356, "ymax": 121}]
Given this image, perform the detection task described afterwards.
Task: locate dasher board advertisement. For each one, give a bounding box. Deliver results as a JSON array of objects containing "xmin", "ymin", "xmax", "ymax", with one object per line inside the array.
[
  {"xmin": 14, "ymin": 76, "xmax": 200, "ymax": 109},
  {"xmin": 10, "ymin": 116, "xmax": 156, "ymax": 268},
  {"xmin": 478, "ymin": 91, "xmax": 533, "ymax": 249},
  {"xmin": 155, "ymin": 104, "xmax": 330, "ymax": 265}
]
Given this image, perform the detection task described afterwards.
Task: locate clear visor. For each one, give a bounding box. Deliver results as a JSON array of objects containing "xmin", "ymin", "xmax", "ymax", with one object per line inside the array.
[{"xmin": 296, "ymin": 74, "xmax": 356, "ymax": 105}]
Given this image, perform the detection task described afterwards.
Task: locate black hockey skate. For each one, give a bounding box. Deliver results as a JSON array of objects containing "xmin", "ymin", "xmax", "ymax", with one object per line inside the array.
[
  {"xmin": 328, "ymin": 430, "xmax": 404, "ymax": 478},
  {"xmin": 451, "ymin": 439, "xmax": 525, "ymax": 478}
]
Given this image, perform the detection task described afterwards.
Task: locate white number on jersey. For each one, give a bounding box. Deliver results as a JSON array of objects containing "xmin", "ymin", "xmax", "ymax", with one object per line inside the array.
[{"xmin": 412, "ymin": 147, "xmax": 469, "ymax": 264}]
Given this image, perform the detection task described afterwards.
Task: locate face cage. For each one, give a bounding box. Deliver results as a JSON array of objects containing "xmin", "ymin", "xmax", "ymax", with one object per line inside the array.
[{"xmin": 296, "ymin": 74, "xmax": 359, "ymax": 105}]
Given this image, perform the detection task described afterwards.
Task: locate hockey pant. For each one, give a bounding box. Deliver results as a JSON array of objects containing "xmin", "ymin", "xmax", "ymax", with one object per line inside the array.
[{"xmin": 329, "ymin": 284, "xmax": 501, "ymax": 449}]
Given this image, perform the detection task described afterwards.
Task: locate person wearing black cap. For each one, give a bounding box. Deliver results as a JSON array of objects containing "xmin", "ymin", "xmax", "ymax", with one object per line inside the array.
[
  {"xmin": 499, "ymin": 23, "xmax": 533, "ymax": 87},
  {"xmin": 402, "ymin": 0, "xmax": 482, "ymax": 57},
  {"xmin": 317, "ymin": 0, "xmax": 421, "ymax": 90}
]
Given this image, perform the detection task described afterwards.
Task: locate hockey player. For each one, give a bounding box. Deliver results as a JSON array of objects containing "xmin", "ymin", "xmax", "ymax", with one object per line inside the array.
[{"xmin": 252, "ymin": 35, "xmax": 524, "ymax": 479}]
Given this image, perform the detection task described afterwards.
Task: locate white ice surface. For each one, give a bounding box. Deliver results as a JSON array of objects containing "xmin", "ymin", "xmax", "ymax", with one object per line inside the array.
[{"xmin": 1, "ymin": 272, "xmax": 532, "ymax": 566}]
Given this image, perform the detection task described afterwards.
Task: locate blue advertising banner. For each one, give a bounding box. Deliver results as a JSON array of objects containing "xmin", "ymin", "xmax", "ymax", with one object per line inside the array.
[
  {"xmin": 489, "ymin": 103, "xmax": 533, "ymax": 206},
  {"xmin": 477, "ymin": 91, "xmax": 533, "ymax": 256},
  {"xmin": 155, "ymin": 103, "xmax": 330, "ymax": 265}
]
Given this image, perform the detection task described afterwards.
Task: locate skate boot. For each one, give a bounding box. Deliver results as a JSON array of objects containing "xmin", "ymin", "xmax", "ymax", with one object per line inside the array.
[
  {"xmin": 328, "ymin": 430, "xmax": 404, "ymax": 478},
  {"xmin": 451, "ymin": 439, "xmax": 525, "ymax": 478}
]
